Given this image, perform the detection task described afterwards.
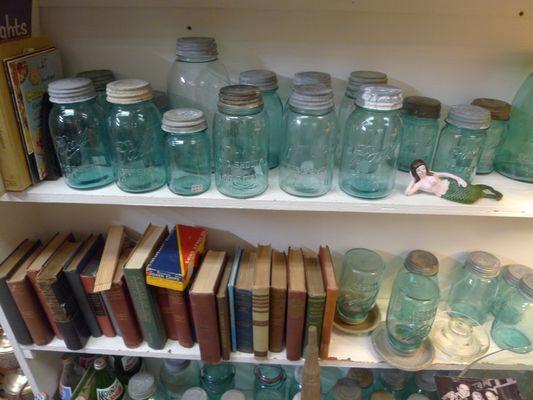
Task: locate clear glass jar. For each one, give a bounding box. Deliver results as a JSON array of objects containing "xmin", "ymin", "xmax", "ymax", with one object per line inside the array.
[
  {"xmin": 214, "ymin": 85, "xmax": 269, "ymax": 198},
  {"xmin": 280, "ymin": 84, "xmax": 337, "ymax": 197},
  {"xmin": 432, "ymin": 105, "xmax": 491, "ymax": 183},
  {"xmin": 448, "ymin": 251, "xmax": 501, "ymax": 324},
  {"xmin": 398, "ymin": 96, "xmax": 441, "ymax": 172},
  {"xmin": 107, "ymin": 79, "xmax": 166, "ymax": 193},
  {"xmin": 200, "ymin": 363, "xmax": 235, "ymax": 400},
  {"xmin": 254, "ymin": 364, "xmax": 287, "ymax": 400},
  {"xmin": 48, "ymin": 78, "xmax": 115, "ymax": 190},
  {"xmin": 76, "ymin": 69, "xmax": 115, "ymax": 111},
  {"xmin": 325, "ymin": 377, "xmax": 361, "ymax": 400},
  {"xmin": 346, "ymin": 368, "xmax": 374, "ymax": 400},
  {"xmin": 162, "ymin": 109, "xmax": 211, "ymax": 195},
  {"xmin": 240, "ymin": 70, "xmax": 283, "ymax": 169},
  {"xmin": 127, "ymin": 372, "xmax": 167, "ymax": 400},
  {"xmin": 340, "ymin": 85, "xmax": 403, "ymax": 199},
  {"xmin": 471, "ymin": 98, "xmax": 511, "ymax": 174},
  {"xmin": 491, "ymin": 274, "xmax": 533, "ymax": 353},
  {"xmin": 160, "ymin": 360, "xmax": 200, "ymax": 400},
  {"xmin": 491, "ymin": 264, "xmax": 531, "ymax": 316}
]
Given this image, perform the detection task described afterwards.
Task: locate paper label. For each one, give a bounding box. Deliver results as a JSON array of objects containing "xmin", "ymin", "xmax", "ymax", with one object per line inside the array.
[{"xmin": 96, "ymin": 378, "xmax": 123, "ymax": 400}]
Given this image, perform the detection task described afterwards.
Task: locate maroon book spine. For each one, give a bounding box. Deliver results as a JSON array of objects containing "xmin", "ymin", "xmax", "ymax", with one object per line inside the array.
[
  {"xmin": 27, "ymin": 271, "xmax": 62, "ymax": 339},
  {"xmin": 190, "ymin": 292, "xmax": 221, "ymax": 363},
  {"xmin": 285, "ymin": 290, "xmax": 307, "ymax": 360},
  {"xmin": 80, "ymin": 274, "xmax": 115, "ymax": 337},
  {"xmin": 167, "ymin": 289, "xmax": 195, "ymax": 348},
  {"xmin": 155, "ymin": 288, "xmax": 179, "ymax": 340}
]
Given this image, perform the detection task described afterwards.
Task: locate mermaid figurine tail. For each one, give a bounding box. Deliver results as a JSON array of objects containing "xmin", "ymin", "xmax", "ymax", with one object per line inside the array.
[{"xmin": 441, "ymin": 179, "xmax": 503, "ymax": 204}]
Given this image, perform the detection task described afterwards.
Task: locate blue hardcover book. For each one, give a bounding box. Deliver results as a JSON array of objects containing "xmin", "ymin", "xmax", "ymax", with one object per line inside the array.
[
  {"xmin": 234, "ymin": 251, "xmax": 255, "ymax": 353},
  {"xmin": 227, "ymin": 246, "xmax": 243, "ymax": 352}
]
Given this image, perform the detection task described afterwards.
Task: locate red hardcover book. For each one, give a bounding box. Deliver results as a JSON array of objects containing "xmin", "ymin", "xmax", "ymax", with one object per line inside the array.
[
  {"xmin": 167, "ymin": 289, "xmax": 195, "ymax": 348},
  {"xmin": 155, "ymin": 287, "xmax": 179, "ymax": 340},
  {"xmin": 286, "ymin": 248, "xmax": 307, "ymax": 361},
  {"xmin": 318, "ymin": 245, "xmax": 339, "ymax": 359}
]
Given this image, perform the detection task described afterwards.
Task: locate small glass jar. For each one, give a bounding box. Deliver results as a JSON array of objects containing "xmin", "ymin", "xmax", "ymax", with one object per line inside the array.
[
  {"xmin": 491, "ymin": 264, "xmax": 531, "ymax": 316},
  {"xmin": 471, "ymin": 98, "xmax": 511, "ymax": 174},
  {"xmin": 409, "ymin": 371, "xmax": 438, "ymax": 400},
  {"xmin": 254, "ymin": 364, "xmax": 287, "ymax": 400},
  {"xmin": 280, "ymin": 84, "xmax": 338, "ymax": 197},
  {"xmin": 162, "ymin": 109, "xmax": 211, "ymax": 195},
  {"xmin": 491, "ymin": 274, "xmax": 533, "ymax": 353},
  {"xmin": 48, "ymin": 78, "xmax": 115, "ymax": 190},
  {"xmin": 107, "ymin": 79, "xmax": 166, "ymax": 193},
  {"xmin": 240, "ymin": 70, "xmax": 283, "ymax": 169},
  {"xmin": 346, "ymin": 368, "xmax": 374, "ymax": 400},
  {"xmin": 200, "ymin": 363, "xmax": 235, "ymax": 400},
  {"xmin": 379, "ymin": 369, "xmax": 408, "ymax": 399},
  {"xmin": 337, "ymin": 71, "xmax": 388, "ymax": 163},
  {"xmin": 76, "ymin": 69, "xmax": 116, "ymax": 110},
  {"xmin": 127, "ymin": 372, "xmax": 167, "ymax": 400},
  {"xmin": 448, "ymin": 251, "xmax": 501, "ymax": 324},
  {"xmin": 398, "ymin": 96, "xmax": 441, "ymax": 171},
  {"xmin": 160, "ymin": 359, "xmax": 200, "ymax": 400},
  {"xmin": 432, "ymin": 105, "xmax": 491, "ymax": 183},
  {"xmin": 214, "ymin": 85, "xmax": 269, "ymax": 198},
  {"xmin": 337, "ymin": 249, "xmax": 385, "ymax": 324},
  {"xmin": 339, "ymin": 85, "xmax": 403, "ymax": 199},
  {"xmin": 325, "ymin": 377, "xmax": 361, "ymax": 400}
]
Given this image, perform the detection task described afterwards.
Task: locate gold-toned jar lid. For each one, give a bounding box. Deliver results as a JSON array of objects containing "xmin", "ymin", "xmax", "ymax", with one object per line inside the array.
[{"xmin": 472, "ymin": 98, "xmax": 511, "ymax": 121}]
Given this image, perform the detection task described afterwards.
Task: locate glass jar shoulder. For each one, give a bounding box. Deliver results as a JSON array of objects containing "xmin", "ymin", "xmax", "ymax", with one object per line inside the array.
[
  {"xmin": 402, "ymin": 114, "xmax": 440, "ymax": 129},
  {"xmin": 262, "ymin": 90, "xmax": 283, "ymax": 112},
  {"xmin": 169, "ymin": 59, "xmax": 229, "ymax": 86},
  {"xmin": 214, "ymin": 109, "xmax": 268, "ymax": 126},
  {"xmin": 346, "ymin": 107, "xmax": 402, "ymax": 130},
  {"xmin": 285, "ymin": 108, "xmax": 338, "ymax": 129},
  {"xmin": 440, "ymin": 122, "xmax": 485, "ymax": 139},
  {"xmin": 50, "ymin": 100, "xmax": 106, "ymax": 125},
  {"xmin": 109, "ymin": 101, "xmax": 161, "ymax": 126},
  {"xmin": 166, "ymin": 130, "xmax": 209, "ymax": 147}
]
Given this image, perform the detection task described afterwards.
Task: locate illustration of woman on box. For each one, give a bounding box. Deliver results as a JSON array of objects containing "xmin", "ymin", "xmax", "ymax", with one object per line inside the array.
[{"xmin": 405, "ymin": 159, "xmax": 502, "ymax": 204}]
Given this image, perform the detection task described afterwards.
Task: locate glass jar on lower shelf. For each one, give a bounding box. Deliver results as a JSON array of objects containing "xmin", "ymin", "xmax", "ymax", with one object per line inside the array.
[
  {"xmin": 378, "ymin": 369, "xmax": 408, "ymax": 399},
  {"xmin": 127, "ymin": 372, "xmax": 167, "ymax": 400},
  {"xmin": 491, "ymin": 264, "xmax": 531, "ymax": 316},
  {"xmin": 160, "ymin": 360, "xmax": 200, "ymax": 400},
  {"xmin": 201, "ymin": 363, "xmax": 235, "ymax": 400},
  {"xmin": 346, "ymin": 368, "xmax": 374, "ymax": 400},
  {"xmin": 254, "ymin": 364, "xmax": 287, "ymax": 400}
]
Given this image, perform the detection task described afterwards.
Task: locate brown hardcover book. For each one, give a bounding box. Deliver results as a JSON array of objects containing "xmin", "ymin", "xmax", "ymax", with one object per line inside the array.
[
  {"xmin": 253, "ymin": 245, "xmax": 271, "ymax": 359},
  {"xmin": 167, "ymin": 289, "xmax": 195, "ymax": 348},
  {"xmin": 303, "ymin": 250, "xmax": 326, "ymax": 348},
  {"xmin": 155, "ymin": 287, "xmax": 179, "ymax": 340},
  {"xmin": 286, "ymin": 248, "xmax": 307, "ymax": 361},
  {"xmin": 94, "ymin": 226, "xmax": 125, "ymax": 292},
  {"xmin": 216, "ymin": 258, "xmax": 233, "ymax": 360},
  {"xmin": 318, "ymin": 245, "xmax": 339, "ymax": 359},
  {"xmin": 269, "ymin": 250, "xmax": 287, "ymax": 353},
  {"xmin": 190, "ymin": 250, "xmax": 227, "ymax": 363}
]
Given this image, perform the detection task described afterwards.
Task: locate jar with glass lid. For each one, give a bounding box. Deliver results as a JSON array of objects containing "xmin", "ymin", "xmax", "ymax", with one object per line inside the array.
[
  {"xmin": 76, "ymin": 69, "xmax": 115, "ymax": 110},
  {"xmin": 491, "ymin": 264, "xmax": 531, "ymax": 316},
  {"xmin": 48, "ymin": 77, "xmax": 115, "ymax": 190}
]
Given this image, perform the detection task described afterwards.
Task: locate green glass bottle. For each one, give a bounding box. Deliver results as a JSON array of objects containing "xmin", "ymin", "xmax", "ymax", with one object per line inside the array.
[{"xmin": 91, "ymin": 357, "xmax": 125, "ymax": 400}]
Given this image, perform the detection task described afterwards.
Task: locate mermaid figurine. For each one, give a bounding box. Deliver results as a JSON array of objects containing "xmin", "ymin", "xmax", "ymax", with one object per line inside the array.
[{"xmin": 405, "ymin": 159, "xmax": 502, "ymax": 204}]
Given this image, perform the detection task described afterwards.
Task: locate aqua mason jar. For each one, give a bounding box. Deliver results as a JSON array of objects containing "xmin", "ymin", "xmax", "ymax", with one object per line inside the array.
[
  {"xmin": 239, "ymin": 70, "xmax": 283, "ymax": 169},
  {"xmin": 213, "ymin": 85, "xmax": 269, "ymax": 198},
  {"xmin": 254, "ymin": 364, "xmax": 287, "ymax": 400},
  {"xmin": 76, "ymin": 69, "xmax": 115, "ymax": 111},
  {"xmin": 471, "ymin": 98, "xmax": 511, "ymax": 174},
  {"xmin": 200, "ymin": 364, "xmax": 235, "ymax": 400},
  {"xmin": 491, "ymin": 264, "xmax": 531, "ymax": 316},
  {"xmin": 127, "ymin": 372, "xmax": 167, "ymax": 400},
  {"xmin": 336, "ymin": 249, "xmax": 385, "ymax": 324},
  {"xmin": 346, "ymin": 368, "xmax": 374, "ymax": 400},
  {"xmin": 280, "ymin": 84, "xmax": 338, "ymax": 197},
  {"xmin": 491, "ymin": 274, "xmax": 533, "ymax": 353},
  {"xmin": 48, "ymin": 78, "xmax": 115, "ymax": 190},
  {"xmin": 285, "ymin": 71, "xmax": 332, "ymax": 110},
  {"xmin": 107, "ymin": 79, "xmax": 166, "ymax": 193},
  {"xmin": 339, "ymin": 85, "xmax": 403, "ymax": 199},
  {"xmin": 162, "ymin": 108, "xmax": 211, "ymax": 195},
  {"xmin": 398, "ymin": 96, "xmax": 441, "ymax": 172},
  {"xmin": 160, "ymin": 359, "xmax": 200, "ymax": 400},
  {"xmin": 432, "ymin": 105, "xmax": 491, "ymax": 183},
  {"xmin": 337, "ymin": 71, "xmax": 388, "ymax": 164},
  {"xmin": 325, "ymin": 377, "xmax": 362, "ymax": 400}
]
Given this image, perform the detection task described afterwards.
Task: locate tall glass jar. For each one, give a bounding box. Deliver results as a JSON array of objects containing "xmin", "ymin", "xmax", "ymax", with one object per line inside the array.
[
  {"xmin": 160, "ymin": 360, "xmax": 200, "ymax": 400},
  {"xmin": 494, "ymin": 73, "xmax": 533, "ymax": 182},
  {"xmin": 471, "ymin": 98, "xmax": 511, "ymax": 174},
  {"xmin": 162, "ymin": 109, "xmax": 211, "ymax": 195},
  {"xmin": 491, "ymin": 264, "xmax": 531, "ymax": 316},
  {"xmin": 325, "ymin": 377, "xmax": 361, "ymax": 400},
  {"xmin": 213, "ymin": 85, "xmax": 268, "ymax": 198},
  {"xmin": 285, "ymin": 71, "xmax": 332, "ymax": 109},
  {"xmin": 339, "ymin": 85, "xmax": 403, "ymax": 199},
  {"xmin": 254, "ymin": 364, "xmax": 287, "ymax": 400},
  {"xmin": 337, "ymin": 71, "xmax": 388, "ymax": 163},
  {"xmin": 432, "ymin": 105, "xmax": 491, "ymax": 183},
  {"xmin": 48, "ymin": 78, "xmax": 115, "ymax": 190},
  {"xmin": 239, "ymin": 70, "xmax": 283, "ymax": 169},
  {"xmin": 280, "ymin": 84, "xmax": 337, "ymax": 197},
  {"xmin": 200, "ymin": 363, "xmax": 235, "ymax": 400},
  {"xmin": 448, "ymin": 251, "xmax": 501, "ymax": 324},
  {"xmin": 398, "ymin": 96, "xmax": 441, "ymax": 171},
  {"xmin": 107, "ymin": 79, "xmax": 166, "ymax": 193},
  {"xmin": 491, "ymin": 274, "xmax": 533, "ymax": 353},
  {"xmin": 76, "ymin": 69, "xmax": 116, "ymax": 110}
]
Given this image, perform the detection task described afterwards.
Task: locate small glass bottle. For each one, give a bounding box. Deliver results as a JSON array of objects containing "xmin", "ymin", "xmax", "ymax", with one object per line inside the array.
[
  {"xmin": 346, "ymin": 368, "xmax": 374, "ymax": 400},
  {"xmin": 48, "ymin": 77, "xmax": 115, "ymax": 189},
  {"xmin": 448, "ymin": 251, "xmax": 501, "ymax": 324},
  {"xmin": 59, "ymin": 356, "xmax": 84, "ymax": 400},
  {"xmin": 254, "ymin": 364, "xmax": 287, "ymax": 400},
  {"xmin": 340, "ymin": 85, "xmax": 403, "ymax": 199},
  {"xmin": 491, "ymin": 274, "xmax": 533, "ymax": 353},
  {"xmin": 107, "ymin": 79, "xmax": 166, "ymax": 193},
  {"xmin": 127, "ymin": 372, "xmax": 167, "ymax": 400},
  {"xmin": 471, "ymin": 98, "xmax": 511, "ymax": 174},
  {"xmin": 325, "ymin": 377, "xmax": 362, "ymax": 400},
  {"xmin": 280, "ymin": 84, "xmax": 338, "ymax": 197},
  {"xmin": 91, "ymin": 357, "xmax": 125, "ymax": 400},
  {"xmin": 76, "ymin": 69, "xmax": 116, "ymax": 110},
  {"xmin": 432, "ymin": 105, "xmax": 491, "ymax": 183},
  {"xmin": 160, "ymin": 359, "xmax": 200, "ymax": 400},
  {"xmin": 379, "ymin": 369, "xmax": 408, "ymax": 399},
  {"xmin": 398, "ymin": 96, "xmax": 442, "ymax": 172},
  {"xmin": 182, "ymin": 387, "xmax": 208, "ymax": 400},
  {"xmin": 239, "ymin": 70, "xmax": 283, "ymax": 168},
  {"xmin": 163, "ymin": 108, "xmax": 211, "ymax": 195},
  {"xmin": 200, "ymin": 363, "xmax": 236, "ymax": 400},
  {"xmin": 213, "ymin": 85, "xmax": 269, "ymax": 198},
  {"xmin": 491, "ymin": 264, "xmax": 531, "ymax": 316},
  {"xmin": 336, "ymin": 249, "xmax": 385, "ymax": 324},
  {"xmin": 409, "ymin": 371, "xmax": 438, "ymax": 400}
]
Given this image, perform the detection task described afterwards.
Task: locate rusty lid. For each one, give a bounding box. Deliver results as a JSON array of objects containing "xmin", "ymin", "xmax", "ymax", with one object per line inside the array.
[{"xmin": 472, "ymin": 98, "xmax": 511, "ymax": 121}]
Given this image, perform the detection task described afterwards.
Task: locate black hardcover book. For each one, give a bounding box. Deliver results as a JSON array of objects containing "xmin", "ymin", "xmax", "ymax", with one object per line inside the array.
[{"xmin": 234, "ymin": 286, "xmax": 253, "ymax": 353}]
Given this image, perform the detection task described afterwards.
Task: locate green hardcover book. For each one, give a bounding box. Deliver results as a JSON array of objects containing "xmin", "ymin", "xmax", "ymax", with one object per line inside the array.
[
  {"xmin": 303, "ymin": 250, "xmax": 326, "ymax": 349},
  {"xmin": 123, "ymin": 224, "xmax": 169, "ymax": 350}
]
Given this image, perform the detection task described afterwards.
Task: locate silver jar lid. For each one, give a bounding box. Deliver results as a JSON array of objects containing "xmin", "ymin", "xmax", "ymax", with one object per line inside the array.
[
  {"xmin": 466, "ymin": 251, "xmax": 501, "ymax": 278},
  {"xmin": 502, "ymin": 264, "xmax": 532, "ymax": 287},
  {"xmin": 404, "ymin": 250, "xmax": 439, "ymax": 277},
  {"xmin": 76, "ymin": 69, "xmax": 116, "ymax": 92},
  {"xmin": 220, "ymin": 389, "xmax": 246, "ymax": 400},
  {"xmin": 289, "ymin": 84, "xmax": 334, "ymax": 111},
  {"xmin": 380, "ymin": 369, "xmax": 407, "ymax": 391},
  {"xmin": 106, "ymin": 79, "xmax": 154, "ymax": 104},
  {"xmin": 48, "ymin": 78, "xmax": 96, "ymax": 104},
  {"xmin": 128, "ymin": 372, "xmax": 157, "ymax": 400},
  {"xmin": 239, "ymin": 69, "xmax": 278, "ymax": 91},
  {"xmin": 332, "ymin": 378, "xmax": 362, "ymax": 400},
  {"xmin": 182, "ymin": 387, "xmax": 208, "ymax": 400},
  {"xmin": 356, "ymin": 85, "xmax": 403, "ymax": 111},
  {"xmin": 162, "ymin": 108, "xmax": 207, "ymax": 134},
  {"xmin": 346, "ymin": 70, "xmax": 388, "ymax": 98},
  {"xmin": 446, "ymin": 104, "xmax": 491, "ymax": 130},
  {"xmin": 218, "ymin": 84, "xmax": 263, "ymax": 110},
  {"xmin": 293, "ymin": 71, "xmax": 332, "ymax": 87},
  {"xmin": 176, "ymin": 36, "xmax": 218, "ymax": 61},
  {"xmin": 518, "ymin": 274, "xmax": 533, "ymax": 299}
]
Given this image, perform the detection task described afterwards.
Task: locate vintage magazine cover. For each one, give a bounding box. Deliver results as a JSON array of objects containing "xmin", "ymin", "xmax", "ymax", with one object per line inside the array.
[{"xmin": 436, "ymin": 376, "xmax": 524, "ymax": 400}]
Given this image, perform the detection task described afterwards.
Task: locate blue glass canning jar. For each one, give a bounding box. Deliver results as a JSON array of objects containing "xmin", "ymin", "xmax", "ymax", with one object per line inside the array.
[
  {"xmin": 339, "ymin": 85, "xmax": 403, "ymax": 199},
  {"xmin": 325, "ymin": 377, "xmax": 362, "ymax": 400},
  {"xmin": 239, "ymin": 70, "xmax": 283, "ymax": 169},
  {"xmin": 200, "ymin": 363, "xmax": 235, "ymax": 400},
  {"xmin": 491, "ymin": 264, "xmax": 531, "ymax": 316},
  {"xmin": 213, "ymin": 85, "xmax": 268, "ymax": 198},
  {"xmin": 280, "ymin": 84, "xmax": 338, "ymax": 197},
  {"xmin": 107, "ymin": 79, "xmax": 166, "ymax": 193},
  {"xmin": 162, "ymin": 108, "xmax": 211, "ymax": 196},
  {"xmin": 432, "ymin": 105, "xmax": 491, "ymax": 182},
  {"xmin": 254, "ymin": 365, "xmax": 287, "ymax": 400},
  {"xmin": 48, "ymin": 78, "xmax": 115, "ymax": 190},
  {"xmin": 76, "ymin": 69, "xmax": 115, "ymax": 111},
  {"xmin": 285, "ymin": 71, "xmax": 332, "ymax": 110},
  {"xmin": 398, "ymin": 96, "xmax": 441, "ymax": 172}
]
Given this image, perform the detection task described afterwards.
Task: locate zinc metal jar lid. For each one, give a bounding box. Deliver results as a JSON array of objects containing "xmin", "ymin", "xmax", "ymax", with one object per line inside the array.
[
  {"xmin": 128, "ymin": 372, "xmax": 157, "ymax": 400},
  {"xmin": 220, "ymin": 389, "xmax": 246, "ymax": 400},
  {"xmin": 218, "ymin": 84, "xmax": 263, "ymax": 110},
  {"xmin": 471, "ymin": 98, "xmax": 511, "ymax": 121},
  {"xmin": 466, "ymin": 251, "xmax": 501, "ymax": 278},
  {"xmin": 239, "ymin": 69, "xmax": 278, "ymax": 91},
  {"xmin": 106, "ymin": 79, "xmax": 154, "ymax": 104},
  {"xmin": 404, "ymin": 250, "xmax": 439, "ymax": 277},
  {"xmin": 76, "ymin": 69, "xmax": 116, "ymax": 92},
  {"xmin": 293, "ymin": 71, "xmax": 332, "ymax": 87},
  {"xmin": 182, "ymin": 387, "xmax": 208, "ymax": 400},
  {"xmin": 48, "ymin": 77, "xmax": 96, "ymax": 104},
  {"xmin": 502, "ymin": 264, "xmax": 531, "ymax": 287},
  {"xmin": 346, "ymin": 70, "xmax": 388, "ymax": 98},
  {"xmin": 518, "ymin": 273, "xmax": 533, "ymax": 299},
  {"xmin": 356, "ymin": 85, "xmax": 403, "ymax": 111},
  {"xmin": 332, "ymin": 377, "xmax": 362, "ymax": 400},
  {"xmin": 446, "ymin": 104, "xmax": 491, "ymax": 130},
  {"xmin": 403, "ymin": 96, "xmax": 442, "ymax": 119},
  {"xmin": 162, "ymin": 108, "xmax": 207, "ymax": 134},
  {"xmin": 176, "ymin": 36, "xmax": 218, "ymax": 61},
  {"xmin": 289, "ymin": 84, "xmax": 335, "ymax": 111},
  {"xmin": 347, "ymin": 368, "xmax": 373, "ymax": 389}
]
